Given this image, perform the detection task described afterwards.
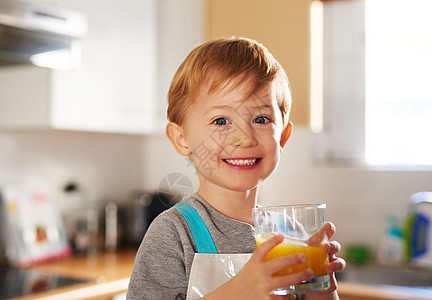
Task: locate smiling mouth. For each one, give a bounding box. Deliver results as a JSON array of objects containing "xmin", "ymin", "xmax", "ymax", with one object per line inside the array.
[{"xmin": 223, "ymin": 158, "xmax": 261, "ymax": 166}]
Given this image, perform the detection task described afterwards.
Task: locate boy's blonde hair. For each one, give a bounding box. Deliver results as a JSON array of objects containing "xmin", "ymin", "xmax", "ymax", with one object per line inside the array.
[{"xmin": 167, "ymin": 37, "xmax": 292, "ymax": 126}]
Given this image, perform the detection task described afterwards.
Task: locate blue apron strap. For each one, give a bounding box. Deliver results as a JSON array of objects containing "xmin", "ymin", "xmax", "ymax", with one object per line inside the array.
[{"xmin": 173, "ymin": 203, "xmax": 217, "ymax": 254}]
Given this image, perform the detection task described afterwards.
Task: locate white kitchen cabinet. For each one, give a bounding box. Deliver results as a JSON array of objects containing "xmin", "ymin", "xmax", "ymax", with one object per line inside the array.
[
  {"xmin": 154, "ymin": 0, "xmax": 206, "ymax": 130},
  {"xmin": 0, "ymin": 0, "xmax": 158, "ymax": 134}
]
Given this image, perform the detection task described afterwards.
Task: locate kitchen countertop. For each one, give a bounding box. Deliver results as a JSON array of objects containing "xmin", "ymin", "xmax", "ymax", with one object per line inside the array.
[
  {"xmin": 10, "ymin": 250, "xmax": 432, "ymax": 300},
  {"xmin": 338, "ymin": 282, "xmax": 432, "ymax": 300},
  {"xmin": 11, "ymin": 249, "xmax": 137, "ymax": 300}
]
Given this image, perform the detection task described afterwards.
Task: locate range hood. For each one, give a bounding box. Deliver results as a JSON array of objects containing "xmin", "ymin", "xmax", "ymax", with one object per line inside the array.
[{"xmin": 0, "ymin": 0, "xmax": 87, "ymax": 70}]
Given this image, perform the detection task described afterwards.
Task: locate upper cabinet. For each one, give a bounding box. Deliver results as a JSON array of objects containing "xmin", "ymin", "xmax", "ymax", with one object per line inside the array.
[
  {"xmin": 154, "ymin": 0, "xmax": 206, "ymax": 130},
  {"xmin": 0, "ymin": 0, "xmax": 158, "ymax": 134}
]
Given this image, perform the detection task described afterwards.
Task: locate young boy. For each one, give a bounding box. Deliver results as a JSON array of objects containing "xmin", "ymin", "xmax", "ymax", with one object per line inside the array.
[{"xmin": 127, "ymin": 37, "xmax": 345, "ymax": 300}]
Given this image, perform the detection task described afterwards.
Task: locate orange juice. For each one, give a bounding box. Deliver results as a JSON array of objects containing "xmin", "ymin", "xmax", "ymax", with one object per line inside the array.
[{"xmin": 257, "ymin": 238, "xmax": 328, "ymax": 276}]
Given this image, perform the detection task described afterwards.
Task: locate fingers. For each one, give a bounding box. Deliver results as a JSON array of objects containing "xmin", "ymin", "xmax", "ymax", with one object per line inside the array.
[
  {"xmin": 323, "ymin": 222, "xmax": 336, "ymax": 240},
  {"xmin": 323, "ymin": 240, "xmax": 346, "ymax": 273},
  {"xmin": 323, "ymin": 239, "xmax": 345, "ymax": 273},
  {"xmin": 253, "ymin": 234, "xmax": 284, "ymax": 261},
  {"xmin": 264, "ymin": 253, "xmax": 305, "ymax": 274},
  {"xmin": 272, "ymin": 268, "xmax": 314, "ymax": 290},
  {"xmin": 324, "ymin": 240, "xmax": 341, "ymax": 255},
  {"xmin": 316, "ymin": 260, "xmax": 345, "ymax": 296},
  {"xmin": 317, "ymin": 258, "xmax": 343, "ymax": 296},
  {"xmin": 326, "ymin": 257, "xmax": 346, "ymax": 273},
  {"xmin": 262, "ymin": 254, "xmax": 314, "ymax": 291},
  {"xmin": 307, "ymin": 222, "xmax": 335, "ymax": 245}
]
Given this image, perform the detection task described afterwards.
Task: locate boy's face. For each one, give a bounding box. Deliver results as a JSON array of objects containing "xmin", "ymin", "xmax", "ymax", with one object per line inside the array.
[{"xmin": 170, "ymin": 78, "xmax": 291, "ymax": 193}]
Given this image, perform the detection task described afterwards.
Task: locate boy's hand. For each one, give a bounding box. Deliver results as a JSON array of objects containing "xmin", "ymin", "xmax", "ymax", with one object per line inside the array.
[
  {"xmin": 315, "ymin": 222, "xmax": 346, "ymax": 296},
  {"xmin": 207, "ymin": 234, "xmax": 313, "ymax": 300}
]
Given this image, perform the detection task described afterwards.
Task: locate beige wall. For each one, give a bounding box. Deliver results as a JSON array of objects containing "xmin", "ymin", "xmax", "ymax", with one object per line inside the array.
[{"xmin": 207, "ymin": 0, "xmax": 311, "ymax": 126}]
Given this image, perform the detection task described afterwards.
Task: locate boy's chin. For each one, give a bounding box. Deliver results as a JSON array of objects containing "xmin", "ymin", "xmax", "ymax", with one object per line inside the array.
[{"xmin": 214, "ymin": 180, "xmax": 260, "ymax": 193}]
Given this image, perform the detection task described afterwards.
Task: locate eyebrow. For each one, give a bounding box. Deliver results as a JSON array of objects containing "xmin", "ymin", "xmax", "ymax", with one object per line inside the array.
[
  {"xmin": 206, "ymin": 104, "xmax": 273, "ymax": 112},
  {"xmin": 249, "ymin": 104, "xmax": 273, "ymax": 111},
  {"xmin": 239, "ymin": 104, "xmax": 274, "ymax": 115},
  {"xmin": 205, "ymin": 105, "xmax": 235, "ymax": 114}
]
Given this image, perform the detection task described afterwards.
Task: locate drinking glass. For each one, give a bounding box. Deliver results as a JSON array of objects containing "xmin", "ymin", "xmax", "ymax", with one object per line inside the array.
[{"xmin": 253, "ymin": 204, "xmax": 330, "ymax": 295}]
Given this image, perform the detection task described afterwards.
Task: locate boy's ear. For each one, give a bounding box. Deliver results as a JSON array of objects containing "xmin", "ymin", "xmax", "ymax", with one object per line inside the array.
[
  {"xmin": 166, "ymin": 122, "xmax": 190, "ymax": 156},
  {"xmin": 279, "ymin": 121, "xmax": 293, "ymax": 148}
]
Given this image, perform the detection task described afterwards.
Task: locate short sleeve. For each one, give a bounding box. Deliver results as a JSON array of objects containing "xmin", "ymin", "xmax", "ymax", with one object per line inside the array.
[{"xmin": 126, "ymin": 212, "xmax": 189, "ymax": 300}]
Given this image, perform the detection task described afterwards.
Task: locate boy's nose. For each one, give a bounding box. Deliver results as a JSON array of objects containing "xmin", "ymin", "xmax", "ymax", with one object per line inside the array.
[{"xmin": 229, "ymin": 123, "xmax": 258, "ymax": 148}]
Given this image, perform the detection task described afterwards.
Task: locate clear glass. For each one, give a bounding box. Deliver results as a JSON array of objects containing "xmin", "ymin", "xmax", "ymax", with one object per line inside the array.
[{"xmin": 253, "ymin": 204, "xmax": 330, "ymax": 295}]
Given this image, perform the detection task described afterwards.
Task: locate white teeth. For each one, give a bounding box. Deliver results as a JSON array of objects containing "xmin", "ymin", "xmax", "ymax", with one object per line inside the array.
[{"xmin": 225, "ymin": 159, "xmax": 258, "ymax": 166}]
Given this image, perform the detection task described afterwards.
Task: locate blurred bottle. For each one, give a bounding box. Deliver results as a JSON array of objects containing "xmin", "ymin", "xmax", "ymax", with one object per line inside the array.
[
  {"xmin": 105, "ymin": 201, "xmax": 118, "ymax": 252},
  {"xmin": 377, "ymin": 216, "xmax": 403, "ymax": 265},
  {"xmin": 85, "ymin": 196, "xmax": 98, "ymax": 254}
]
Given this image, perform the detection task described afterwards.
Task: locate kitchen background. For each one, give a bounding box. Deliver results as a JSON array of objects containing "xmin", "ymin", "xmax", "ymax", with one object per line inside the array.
[{"xmin": 1, "ymin": 0, "xmax": 432, "ymax": 260}]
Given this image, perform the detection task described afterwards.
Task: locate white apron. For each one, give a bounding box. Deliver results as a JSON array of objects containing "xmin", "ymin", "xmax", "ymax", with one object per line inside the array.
[
  {"xmin": 173, "ymin": 203, "xmax": 251, "ymax": 299},
  {"xmin": 186, "ymin": 253, "xmax": 252, "ymax": 299}
]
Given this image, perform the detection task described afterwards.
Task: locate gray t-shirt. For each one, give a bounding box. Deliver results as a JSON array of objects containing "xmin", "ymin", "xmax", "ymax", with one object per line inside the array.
[{"xmin": 126, "ymin": 193, "xmax": 256, "ymax": 300}]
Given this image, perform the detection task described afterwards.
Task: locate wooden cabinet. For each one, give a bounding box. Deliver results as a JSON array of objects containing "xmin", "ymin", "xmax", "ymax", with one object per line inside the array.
[
  {"xmin": 0, "ymin": 0, "xmax": 158, "ymax": 134},
  {"xmin": 207, "ymin": 0, "xmax": 311, "ymax": 125}
]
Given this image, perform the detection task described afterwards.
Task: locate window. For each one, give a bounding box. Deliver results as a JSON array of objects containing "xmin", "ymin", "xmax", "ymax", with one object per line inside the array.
[
  {"xmin": 313, "ymin": 0, "xmax": 432, "ymax": 166},
  {"xmin": 365, "ymin": 0, "xmax": 432, "ymax": 165}
]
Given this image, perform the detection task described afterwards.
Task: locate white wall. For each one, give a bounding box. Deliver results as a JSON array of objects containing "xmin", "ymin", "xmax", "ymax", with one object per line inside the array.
[{"xmin": 0, "ymin": 130, "xmax": 145, "ymax": 205}]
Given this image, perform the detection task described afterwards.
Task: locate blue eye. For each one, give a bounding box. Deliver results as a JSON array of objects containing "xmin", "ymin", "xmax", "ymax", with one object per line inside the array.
[
  {"xmin": 213, "ymin": 118, "xmax": 229, "ymax": 126},
  {"xmin": 254, "ymin": 116, "xmax": 270, "ymax": 124}
]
